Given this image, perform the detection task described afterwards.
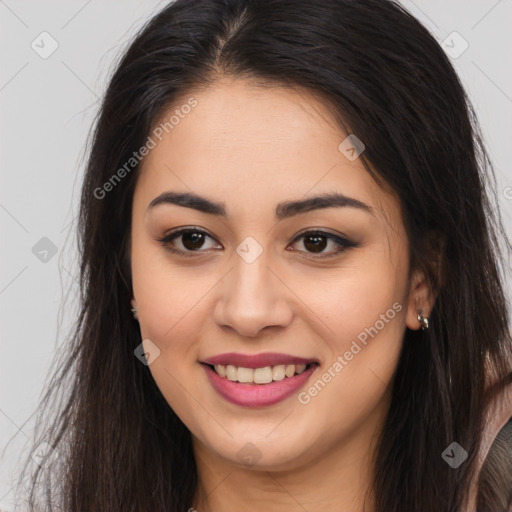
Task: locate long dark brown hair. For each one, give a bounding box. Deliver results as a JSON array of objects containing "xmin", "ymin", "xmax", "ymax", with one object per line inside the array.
[{"xmin": 11, "ymin": 0, "xmax": 512, "ymax": 510}]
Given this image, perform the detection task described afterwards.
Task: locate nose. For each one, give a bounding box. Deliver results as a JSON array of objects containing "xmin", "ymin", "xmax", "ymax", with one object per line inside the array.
[{"xmin": 213, "ymin": 251, "xmax": 293, "ymax": 338}]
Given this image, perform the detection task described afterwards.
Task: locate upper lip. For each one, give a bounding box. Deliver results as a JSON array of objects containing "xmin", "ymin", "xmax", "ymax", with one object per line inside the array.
[{"xmin": 201, "ymin": 352, "xmax": 318, "ymax": 369}]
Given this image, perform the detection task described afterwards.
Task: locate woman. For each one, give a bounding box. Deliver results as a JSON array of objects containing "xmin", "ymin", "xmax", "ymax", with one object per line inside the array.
[{"xmin": 14, "ymin": 0, "xmax": 512, "ymax": 510}]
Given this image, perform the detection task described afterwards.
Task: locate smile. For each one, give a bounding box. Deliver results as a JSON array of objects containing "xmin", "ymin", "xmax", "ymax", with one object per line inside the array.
[
  {"xmin": 210, "ymin": 363, "xmax": 309, "ymax": 383},
  {"xmin": 200, "ymin": 352, "xmax": 319, "ymax": 407}
]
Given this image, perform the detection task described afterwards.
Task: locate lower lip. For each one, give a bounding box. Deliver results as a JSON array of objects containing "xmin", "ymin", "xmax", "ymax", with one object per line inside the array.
[{"xmin": 202, "ymin": 363, "xmax": 318, "ymax": 407}]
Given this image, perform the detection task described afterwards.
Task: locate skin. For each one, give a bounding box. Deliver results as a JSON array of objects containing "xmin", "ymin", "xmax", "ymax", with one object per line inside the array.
[{"xmin": 130, "ymin": 77, "xmax": 436, "ymax": 512}]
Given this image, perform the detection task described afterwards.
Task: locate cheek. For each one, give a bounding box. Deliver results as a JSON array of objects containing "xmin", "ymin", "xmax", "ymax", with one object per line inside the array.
[
  {"xmin": 310, "ymin": 253, "xmax": 406, "ymax": 354},
  {"xmin": 132, "ymin": 232, "xmax": 208, "ymax": 336},
  {"xmin": 131, "ymin": 253, "xmax": 213, "ymax": 427},
  {"xmin": 306, "ymin": 256, "xmax": 406, "ymax": 406},
  {"xmin": 298, "ymin": 289, "xmax": 405, "ymax": 440},
  {"xmin": 130, "ymin": 242, "xmax": 213, "ymax": 397},
  {"xmin": 134, "ymin": 267, "xmax": 210, "ymax": 360}
]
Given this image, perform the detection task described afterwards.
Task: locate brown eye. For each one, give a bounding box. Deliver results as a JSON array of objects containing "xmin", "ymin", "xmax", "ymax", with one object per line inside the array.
[
  {"xmin": 303, "ymin": 233, "xmax": 328, "ymax": 252},
  {"xmin": 157, "ymin": 228, "xmax": 220, "ymax": 256},
  {"xmin": 180, "ymin": 231, "xmax": 207, "ymax": 250},
  {"xmin": 289, "ymin": 230, "xmax": 356, "ymax": 258}
]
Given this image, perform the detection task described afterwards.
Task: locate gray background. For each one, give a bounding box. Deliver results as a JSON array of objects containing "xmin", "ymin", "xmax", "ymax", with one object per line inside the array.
[{"xmin": 1, "ymin": 1, "xmax": 511, "ymax": 509}]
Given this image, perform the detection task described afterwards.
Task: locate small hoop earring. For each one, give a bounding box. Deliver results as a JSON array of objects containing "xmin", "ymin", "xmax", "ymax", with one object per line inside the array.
[
  {"xmin": 417, "ymin": 310, "xmax": 429, "ymax": 330},
  {"xmin": 131, "ymin": 304, "xmax": 138, "ymax": 320}
]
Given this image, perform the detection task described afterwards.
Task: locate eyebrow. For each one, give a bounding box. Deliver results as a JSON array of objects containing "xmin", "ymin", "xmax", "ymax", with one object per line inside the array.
[{"xmin": 147, "ymin": 191, "xmax": 375, "ymax": 220}]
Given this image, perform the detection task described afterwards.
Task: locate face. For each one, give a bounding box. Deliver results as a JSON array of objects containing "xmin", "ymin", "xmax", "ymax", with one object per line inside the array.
[{"xmin": 130, "ymin": 77, "xmax": 429, "ymax": 472}]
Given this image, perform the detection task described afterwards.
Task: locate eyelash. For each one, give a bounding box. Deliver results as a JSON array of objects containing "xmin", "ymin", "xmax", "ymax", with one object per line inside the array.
[{"xmin": 156, "ymin": 227, "xmax": 356, "ymax": 259}]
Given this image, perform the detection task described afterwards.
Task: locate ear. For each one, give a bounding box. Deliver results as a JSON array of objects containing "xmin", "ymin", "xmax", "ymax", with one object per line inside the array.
[
  {"xmin": 130, "ymin": 298, "xmax": 139, "ymax": 320},
  {"xmin": 406, "ymin": 232, "xmax": 444, "ymax": 330},
  {"xmin": 405, "ymin": 268, "xmax": 437, "ymax": 331}
]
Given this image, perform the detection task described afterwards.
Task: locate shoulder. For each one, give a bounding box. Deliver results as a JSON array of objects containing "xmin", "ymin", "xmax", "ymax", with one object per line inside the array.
[
  {"xmin": 476, "ymin": 375, "xmax": 512, "ymax": 512},
  {"xmin": 477, "ymin": 416, "xmax": 512, "ymax": 512}
]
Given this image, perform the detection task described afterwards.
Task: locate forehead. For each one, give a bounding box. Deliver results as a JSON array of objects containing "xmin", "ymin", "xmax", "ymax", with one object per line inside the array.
[{"xmin": 136, "ymin": 78, "xmax": 400, "ymax": 227}]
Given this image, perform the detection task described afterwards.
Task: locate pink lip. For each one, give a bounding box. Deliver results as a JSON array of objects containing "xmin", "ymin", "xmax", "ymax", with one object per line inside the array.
[
  {"xmin": 201, "ymin": 362, "xmax": 319, "ymax": 407},
  {"xmin": 202, "ymin": 352, "xmax": 317, "ymax": 369}
]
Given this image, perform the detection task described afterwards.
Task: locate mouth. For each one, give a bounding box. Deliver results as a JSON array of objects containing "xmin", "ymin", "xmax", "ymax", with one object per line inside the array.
[
  {"xmin": 200, "ymin": 352, "xmax": 320, "ymax": 407},
  {"xmin": 204, "ymin": 362, "xmax": 318, "ymax": 384}
]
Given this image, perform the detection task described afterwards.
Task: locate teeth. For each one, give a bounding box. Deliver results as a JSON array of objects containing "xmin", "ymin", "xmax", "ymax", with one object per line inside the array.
[
  {"xmin": 237, "ymin": 367, "xmax": 254, "ymax": 383},
  {"xmin": 296, "ymin": 364, "xmax": 307, "ymax": 374},
  {"xmin": 214, "ymin": 364, "xmax": 226, "ymax": 377},
  {"xmin": 254, "ymin": 366, "xmax": 272, "ymax": 384},
  {"xmin": 226, "ymin": 365, "xmax": 237, "ymax": 381},
  {"xmin": 285, "ymin": 364, "xmax": 295, "ymax": 377},
  {"xmin": 272, "ymin": 365, "xmax": 286, "ymax": 381},
  {"xmin": 211, "ymin": 363, "xmax": 312, "ymax": 383}
]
